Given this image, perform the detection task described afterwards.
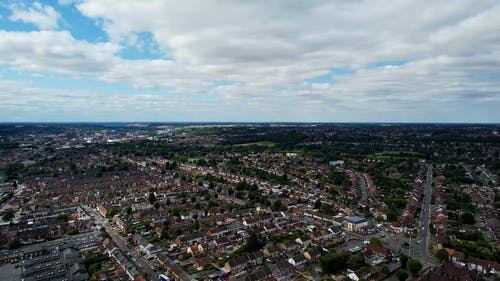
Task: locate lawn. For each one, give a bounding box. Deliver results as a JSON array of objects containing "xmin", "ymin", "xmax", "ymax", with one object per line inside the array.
[
  {"xmin": 234, "ymin": 141, "xmax": 276, "ymax": 147},
  {"xmin": 187, "ymin": 157, "xmax": 201, "ymax": 163}
]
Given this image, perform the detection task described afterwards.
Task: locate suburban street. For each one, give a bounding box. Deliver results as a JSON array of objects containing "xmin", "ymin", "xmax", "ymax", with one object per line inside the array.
[
  {"xmin": 91, "ymin": 210, "xmax": 159, "ymax": 280},
  {"xmin": 412, "ymin": 164, "xmax": 436, "ymax": 266},
  {"xmin": 358, "ymin": 174, "xmax": 368, "ymax": 205},
  {"xmin": 372, "ymin": 165, "xmax": 437, "ymax": 267}
]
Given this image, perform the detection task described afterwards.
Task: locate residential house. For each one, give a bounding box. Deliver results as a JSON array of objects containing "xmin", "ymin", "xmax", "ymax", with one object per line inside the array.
[
  {"xmin": 444, "ymin": 248, "xmax": 465, "ymax": 266},
  {"xmin": 304, "ymin": 246, "xmax": 322, "ymax": 262},
  {"xmin": 269, "ymin": 260, "xmax": 293, "ymax": 281},
  {"xmin": 288, "ymin": 253, "xmax": 308, "ymax": 271}
]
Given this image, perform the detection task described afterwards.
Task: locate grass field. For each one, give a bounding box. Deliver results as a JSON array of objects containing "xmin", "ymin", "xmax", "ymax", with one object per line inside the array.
[
  {"xmin": 234, "ymin": 141, "xmax": 276, "ymax": 147},
  {"xmin": 187, "ymin": 157, "xmax": 201, "ymax": 163},
  {"xmin": 368, "ymin": 150, "xmax": 425, "ymax": 161}
]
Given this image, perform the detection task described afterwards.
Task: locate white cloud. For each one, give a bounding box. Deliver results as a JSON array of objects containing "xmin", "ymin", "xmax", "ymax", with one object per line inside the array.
[
  {"xmin": 8, "ymin": 2, "xmax": 60, "ymax": 30},
  {"xmin": 0, "ymin": 30, "xmax": 120, "ymax": 74},
  {"xmin": 75, "ymin": 1, "xmax": 500, "ymax": 86},
  {"xmin": 1, "ymin": 0, "xmax": 500, "ymax": 121}
]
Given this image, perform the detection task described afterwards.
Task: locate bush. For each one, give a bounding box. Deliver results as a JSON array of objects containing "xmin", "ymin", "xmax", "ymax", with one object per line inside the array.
[
  {"xmin": 396, "ymin": 269, "xmax": 409, "ymax": 281},
  {"xmin": 436, "ymin": 248, "xmax": 449, "ymax": 262},
  {"xmin": 319, "ymin": 251, "xmax": 365, "ymax": 274},
  {"xmin": 2, "ymin": 209, "xmax": 14, "ymax": 221},
  {"xmin": 8, "ymin": 239, "xmax": 21, "ymax": 249},
  {"xmin": 66, "ymin": 229, "xmax": 79, "ymax": 235},
  {"xmin": 460, "ymin": 213, "xmax": 475, "ymax": 225},
  {"xmin": 408, "ymin": 258, "xmax": 422, "ymax": 276},
  {"xmin": 369, "ymin": 237, "xmax": 382, "ymax": 246},
  {"xmin": 84, "ymin": 253, "xmax": 109, "ymax": 266},
  {"xmin": 320, "ymin": 252, "xmax": 348, "ymax": 274},
  {"xmin": 400, "ymin": 255, "xmax": 408, "ymax": 268}
]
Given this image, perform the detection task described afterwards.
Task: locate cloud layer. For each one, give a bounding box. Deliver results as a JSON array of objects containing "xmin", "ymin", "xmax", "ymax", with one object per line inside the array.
[{"xmin": 1, "ymin": 0, "xmax": 499, "ymax": 122}]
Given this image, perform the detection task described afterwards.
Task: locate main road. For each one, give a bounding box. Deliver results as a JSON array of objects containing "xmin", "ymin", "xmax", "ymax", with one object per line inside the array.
[
  {"xmin": 413, "ymin": 164, "xmax": 436, "ymax": 266},
  {"xmin": 358, "ymin": 174, "xmax": 368, "ymax": 205}
]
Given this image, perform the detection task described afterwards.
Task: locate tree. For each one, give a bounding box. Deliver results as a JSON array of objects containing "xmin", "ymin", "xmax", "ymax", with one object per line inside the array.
[
  {"xmin": 56, "ymin": 212, "xmax": 68, "ymax": 222},
  {"xmin": 314, "ymin": 199, "xmax": 322, "ymax": 210},
  {"xmin": 4, "ymin": 162, "xmax": 25, "ymax": 180},
  {"xmin": 369, "ymin": 237, "xmax": 382, "ymax": 247},
  {"xmin": 8, "ymin": 239, "xmax": 21, "ymax": 249},
  {"xmin": 171, "ymin": 208, "xmax": 182, "ymax": 217},
  {"xmin": 272, "ymin": 200, "xmax": 286, "ymax": 211},
  {"xmin": 400, "ymin": 255, "xmax": 408, "ymax": 268},
  {"xmin": 243, "ymin": 231, "xmax": 265, "ymax": 252},
  {"xmin": 107, "ymin": 206, "xmax": 120, "ymax": 218},
  {"xmin": 160, "ymin": 222, "xmax": 170, "ymax": 239},
  {"xmin": 380, "ymin": 265, "xmax": 389, "ymax": 275},
  {"xmin": 436, "ymin": 248, "xmax": 449, "ymax": 262},
  {"xmin": 2, "ymin": 209, "xmax": 14, "ymax": 221},
  {"xmin": 347, "ymin": 253, "xmax": 366, "ymax": 269},
  {"xmin": 396, "ymin": 269, "xmax": 409, "ymax": 281},
  {"xmin": 124, "ymin": 206, "xmax": 132, "ymax": 219},
  {"xmin": 460, "ymin": 213, "xmax": 475, "ymax": 225},
  {"xmin": 148, "ymin": 192, "xmax": 156, "ymax": 205},
  {"xmin": 408, "ymin": 258, "xmax": 422, "ymax": 276},
  {"xmin": 320, "ymin": 252, "xmax": 349, "ymax": 274}
]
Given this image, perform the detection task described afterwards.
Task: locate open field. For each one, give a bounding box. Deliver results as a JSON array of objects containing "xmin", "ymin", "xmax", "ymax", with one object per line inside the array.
[{"xmin": 234, "ymin": 141, "xmax": 276, "ymax": 147}]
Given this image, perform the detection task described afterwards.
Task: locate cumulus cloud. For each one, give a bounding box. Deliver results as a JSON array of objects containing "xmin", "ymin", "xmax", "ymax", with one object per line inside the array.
[
  {"xmin": 75, "ymin": 1, "xmax": 500, "ymax": 89},
  {"xmin": 0, "ymin": 30, "xmax": 120, "ymax": 74},
  {"xmin": 1, "ymin": 0, "xmax": 499, "ymax": 121},
  {"xmin": 8, "ymin": 2, "xmax": 61, "ymax": 30}
]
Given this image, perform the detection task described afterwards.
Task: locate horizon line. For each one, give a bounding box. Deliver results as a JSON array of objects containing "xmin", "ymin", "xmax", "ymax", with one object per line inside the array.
[{"xmin": 1, "ymin": 121, "xmax": 499, "ymax": 125}]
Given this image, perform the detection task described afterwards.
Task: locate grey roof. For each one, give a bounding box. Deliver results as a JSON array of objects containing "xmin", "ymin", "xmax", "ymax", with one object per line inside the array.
[{"xmin": 344, "ymin": 216, "xmax": 366, "ymax": 224}]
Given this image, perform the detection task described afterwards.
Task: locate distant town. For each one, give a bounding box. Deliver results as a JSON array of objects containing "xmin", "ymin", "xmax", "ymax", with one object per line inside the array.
[{"xmin": 0, "ymin": 123, "xmax": 499, "ymax": 281}]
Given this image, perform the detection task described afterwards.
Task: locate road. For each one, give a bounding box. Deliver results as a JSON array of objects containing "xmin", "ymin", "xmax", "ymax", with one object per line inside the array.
[
  {"xmin": 91, "ymin": 211, "xmax": 159, "ymax": 280},
  {"xmin": 358, "ymin": 174, "xmax": 368, "ymax": 204},
  {"xmin": 412, "ymin": 164, "xmax": 436, "ymax": 266},
  {"xmin": 374, "ymin": 165, "xmax": 437, "ymax": 267},
  {"xmin": 477, "ymin": 166, "xmax": 497, "ymax": 185}
]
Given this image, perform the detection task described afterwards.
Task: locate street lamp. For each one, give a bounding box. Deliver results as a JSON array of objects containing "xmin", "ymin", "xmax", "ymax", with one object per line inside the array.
[{"xmin": 409, "ymin": 236, "xmax": 411, "ymax": 257}]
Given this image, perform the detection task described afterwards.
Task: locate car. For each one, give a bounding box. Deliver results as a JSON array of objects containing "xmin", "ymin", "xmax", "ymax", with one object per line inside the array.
[{"xmin": 349, "ymin": 246, "xmax": 362, "ymax": 253}]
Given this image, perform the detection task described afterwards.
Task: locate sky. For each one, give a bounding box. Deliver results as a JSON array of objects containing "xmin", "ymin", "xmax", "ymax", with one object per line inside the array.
[{"xmin": 0, "ymin": 0, "xmax": 499, "ymax": 123}]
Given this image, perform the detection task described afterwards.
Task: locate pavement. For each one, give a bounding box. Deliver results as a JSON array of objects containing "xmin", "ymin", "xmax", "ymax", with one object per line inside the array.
[{"xmin": 0, "ymin": 262, "xmax": 21, "ymax": 281}]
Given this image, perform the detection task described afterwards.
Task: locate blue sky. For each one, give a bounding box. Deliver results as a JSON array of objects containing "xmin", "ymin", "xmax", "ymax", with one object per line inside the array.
[{"xmin": 0, "ymin": 0, "xmax": 499, "ymax": 122}]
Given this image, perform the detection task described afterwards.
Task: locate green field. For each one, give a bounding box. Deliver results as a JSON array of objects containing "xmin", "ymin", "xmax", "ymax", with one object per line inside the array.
[
  {"xmin": 187, "ymin": 157, "xmax": 201, "ymax": 163},
  {"xmin": 368, "ymin": 150, "xmax": 424, "ymax": 161},
  {"xmin": 234, "ymin": 141, "xmax": 276, "ymax": 147}
]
